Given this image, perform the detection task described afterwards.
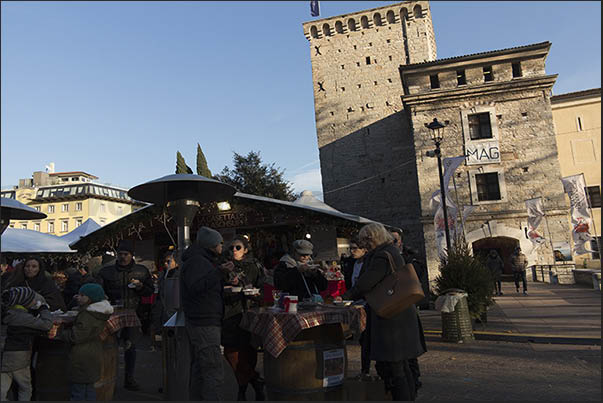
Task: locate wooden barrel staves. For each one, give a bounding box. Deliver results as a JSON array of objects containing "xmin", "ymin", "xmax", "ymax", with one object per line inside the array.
[
  {"xmin": 94, "ymin": 334, "xmax": 118, "ymax": 401},
  {"xmin": 264, "ymin": 323, "xmax": 348, "ymax": 401}
]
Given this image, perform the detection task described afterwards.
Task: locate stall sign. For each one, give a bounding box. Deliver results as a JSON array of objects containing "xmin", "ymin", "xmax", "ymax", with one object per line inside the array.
[
  {"xmin": 465, "ymin": 141, "xmax": 500, "ymax": 165},
  {"xmin": 323, "ymin": 349, "xmax": 345, "ymax": 387},
  {"xmin": 197, "ymin": 211, "xmax": 269, "ymax": 229}
]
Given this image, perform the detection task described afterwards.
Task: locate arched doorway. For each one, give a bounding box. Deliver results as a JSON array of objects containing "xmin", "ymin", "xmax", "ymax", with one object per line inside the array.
[{"xmin": 472, "ymin": 236, "xmax": 519, "ymax": 275}]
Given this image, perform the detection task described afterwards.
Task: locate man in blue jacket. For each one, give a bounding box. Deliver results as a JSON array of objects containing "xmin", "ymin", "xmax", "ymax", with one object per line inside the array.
[{"xmin": 181, "ymin": 226, "xmax": 225, "ymax": 400}]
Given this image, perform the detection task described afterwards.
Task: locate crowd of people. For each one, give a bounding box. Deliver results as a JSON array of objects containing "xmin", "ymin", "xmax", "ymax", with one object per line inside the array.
[{"xmin": 1, "ymin": 222, "xmax": 430, "ymax": 401}]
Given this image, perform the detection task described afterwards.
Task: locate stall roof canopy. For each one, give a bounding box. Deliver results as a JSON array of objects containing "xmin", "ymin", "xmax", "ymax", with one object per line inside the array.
[
  {"xmin": 62, "ymin": 218, "xmax": 101, "ymax": 247},
  {"xmin": 1, "ymin": 227, "xmax": 76, "ymax": 253},
  {"xmin": 70, "ymin": 191, "xmax": 397, "ymax": 253}
]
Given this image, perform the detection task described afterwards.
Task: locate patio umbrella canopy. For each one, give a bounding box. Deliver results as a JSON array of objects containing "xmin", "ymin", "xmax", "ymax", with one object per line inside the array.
[
  {"xmin": 1, "ymin": 197, "xmax": 47, "ymax": 220},
  {"xmin": 127, "ymin": 174, "xmax": 236, "ymax": 205}
]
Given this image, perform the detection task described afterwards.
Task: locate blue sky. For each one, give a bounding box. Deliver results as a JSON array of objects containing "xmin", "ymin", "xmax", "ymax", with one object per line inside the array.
[{"xmin": 1, "ymin": 1, "xmax": 601, "ymax": 199}]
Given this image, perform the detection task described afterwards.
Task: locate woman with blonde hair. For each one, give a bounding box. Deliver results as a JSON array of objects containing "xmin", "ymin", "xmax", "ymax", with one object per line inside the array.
[{"xmin": 340, "ymin": 223, "xmax": 425, "ymax": 401}]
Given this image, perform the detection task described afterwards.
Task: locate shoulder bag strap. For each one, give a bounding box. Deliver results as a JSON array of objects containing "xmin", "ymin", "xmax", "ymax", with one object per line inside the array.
[
  {"xmin": 299, "ymin": 270, "xmax": 314, "ymax": 296},
  {"xmin": 383, "ymin": 251, "xmax": 397, "ymax": 275}
]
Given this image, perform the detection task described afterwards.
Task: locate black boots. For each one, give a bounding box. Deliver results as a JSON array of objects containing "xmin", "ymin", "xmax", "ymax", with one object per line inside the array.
[
  {"xmin": 124, "ymin": 376, "xmax": 141, "ymax": 391},
  {"xmin": 250, "ymin": 377, "xmax": 266, "ymax": 401},
  {"xmin": 238, "ymin": 378, "xmax": 265, "ymax": 401},
  {"xmin": 238, "ymin": 385, "xmax": 247, "ymax": 401}
]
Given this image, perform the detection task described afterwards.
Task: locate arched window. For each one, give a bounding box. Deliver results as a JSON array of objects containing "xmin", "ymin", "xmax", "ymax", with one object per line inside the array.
[
  {"xmin": 361, "ymin": 16, "xmax": 369, "ymax": 29},
  {"xmin": 386, "ymin": 10, "xmax": 396, "ymax": 24},
  {"xmin": 322, "ymin": 23, "xmax": 331, "ymax": 36},
  {"xmin": 310, "ymin": 25, "xmax": 319, "ymax": 39},
  {"xmin": 413, "ymin": 5, "xmax": 423, "ymax": 19},
  {"xmin": 348, "ymin": 18, "xmax": 357, "ymax": 31},
  {"xmin": 400, "ymin": 8, "xmax": 409, "ymax": 21},
  {"xmin": 373, "ymin": 13, "xmax": 383, "ymax": 26},
  {"xmin": 335, "ymin": 20, "xmax": 344, "ymax": 34}
]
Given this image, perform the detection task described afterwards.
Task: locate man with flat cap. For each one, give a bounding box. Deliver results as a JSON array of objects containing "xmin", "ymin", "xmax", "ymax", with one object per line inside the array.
[
  {"xmin": 96, "ymin": 239, "xmax": 153, "ymax": 391},
  {"xmin": 181, "ymin": 226, "xmax": 225, "ymax": 400},
  {"xmin": 274, "ymin": 239, "xmax": 327, "ymax": 300}
]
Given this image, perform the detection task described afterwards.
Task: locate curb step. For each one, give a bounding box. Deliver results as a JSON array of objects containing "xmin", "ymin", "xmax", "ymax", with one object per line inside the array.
[{"xmin": 423, "ymin": 329, "xmax": 601, "ymax": 346}]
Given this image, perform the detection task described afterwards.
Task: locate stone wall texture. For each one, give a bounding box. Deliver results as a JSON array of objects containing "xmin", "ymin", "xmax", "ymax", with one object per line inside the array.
[{"xmin": 303, "ymin": 2, "xmax": 571, "ymax": 288}]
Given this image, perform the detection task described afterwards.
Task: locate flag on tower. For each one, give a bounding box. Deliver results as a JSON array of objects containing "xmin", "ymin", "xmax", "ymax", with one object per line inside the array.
[{"xmin": 310, "ymin": 1, "xmax": 320, "ymax": 17}]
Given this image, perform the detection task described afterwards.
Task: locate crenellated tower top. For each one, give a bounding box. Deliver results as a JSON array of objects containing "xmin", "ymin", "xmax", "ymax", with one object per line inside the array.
[{"xmin": 302, "ymin": 1, "xmax": 436, "ymax": 61}]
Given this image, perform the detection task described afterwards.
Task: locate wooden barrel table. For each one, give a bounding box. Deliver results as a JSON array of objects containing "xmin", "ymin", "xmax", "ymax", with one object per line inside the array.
[
  {"xmin": 33, "ymin": 334, "xmax": 118, "ymax": 401},
  {"xmin": 263, "ymin": 323, "xmax": 348, "ymax": 401}
]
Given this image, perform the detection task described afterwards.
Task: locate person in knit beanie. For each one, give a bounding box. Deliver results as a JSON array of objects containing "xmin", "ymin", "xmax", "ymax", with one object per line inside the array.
[
  {"xmin": 51, "ymin": 282, "xmax": 113, "ymax": 400},
  {"xmin": 180, "ymin": 226, "xmax": 225, "ymax": 400},
  {"xmin": 1, "ymin": 287, "xmax": 53, "ymax": 401}
]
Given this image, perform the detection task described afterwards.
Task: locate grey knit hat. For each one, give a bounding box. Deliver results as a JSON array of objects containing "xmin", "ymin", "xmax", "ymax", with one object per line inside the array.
[
  {"xmin": 196, "ymin": 226, "xmax": 223, "ymax": 249},
  {"xmin": 2, "ymin": 287, "xmax": 37, "ymax": 308},
  {"xmin": 293, "ymin": 240, "xmax": 314, "ymax": 256}
]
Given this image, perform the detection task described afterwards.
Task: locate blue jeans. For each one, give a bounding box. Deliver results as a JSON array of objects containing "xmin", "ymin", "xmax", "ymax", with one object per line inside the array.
[{"xmin": 71, "ymin": 383, "xmax": 96, "ymax": 401}]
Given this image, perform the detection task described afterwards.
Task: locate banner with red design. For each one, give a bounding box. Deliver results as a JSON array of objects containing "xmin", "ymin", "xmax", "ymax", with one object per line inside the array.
[
  {"xmin": 561, "ymin": 174, "xmax": 595, "ymax": 255},
  {"xmin": 525, "ymin": 197, "xmax": 546, "ymax": 249}
]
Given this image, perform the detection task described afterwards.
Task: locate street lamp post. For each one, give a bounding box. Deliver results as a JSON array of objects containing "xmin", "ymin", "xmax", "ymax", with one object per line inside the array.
[{"xmin": 425, "ymin": 118, "xmax": 451, "ymax": 251}]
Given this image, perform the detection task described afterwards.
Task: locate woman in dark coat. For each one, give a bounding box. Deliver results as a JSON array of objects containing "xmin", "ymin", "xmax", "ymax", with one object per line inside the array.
[
  {"xmin": 341, "ymin": 223, "xmax": 425, "ymax": 401},
  {"xmin": 2, "ymin": 257, "xmax": 67, "ymax": 312},
  {"xmin": 221, "ymin": 235, "xmax": 266, "ymax": 401}
]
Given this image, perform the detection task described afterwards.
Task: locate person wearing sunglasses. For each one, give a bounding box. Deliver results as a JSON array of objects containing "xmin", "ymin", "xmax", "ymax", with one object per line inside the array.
[
  {"xmin": 221, "ymin": 236, "xmax": 266, "ymax": 401},
  {"xmin": 273, "ymin": 240, "xmax": 328, "ymax": 301}
]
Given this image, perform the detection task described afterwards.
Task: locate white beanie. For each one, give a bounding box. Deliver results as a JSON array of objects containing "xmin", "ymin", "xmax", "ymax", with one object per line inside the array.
[{"xmin": 196, "ymin": 226, "xmax": 223, "ymax": 249}]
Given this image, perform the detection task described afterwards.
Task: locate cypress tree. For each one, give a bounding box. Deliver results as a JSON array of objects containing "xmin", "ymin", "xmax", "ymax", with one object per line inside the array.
[
  {"xmin": 196, "ymin": 143, "xmax": 212, "ymax": 178},
  {"xmin": 175, "ymin": 151, "xmax": 193, "ymax": 174}
]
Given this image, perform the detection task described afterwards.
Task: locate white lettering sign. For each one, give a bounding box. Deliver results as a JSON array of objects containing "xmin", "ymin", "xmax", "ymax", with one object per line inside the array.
[{"xmin": 465, "ymin": 141, "xmax": 500, "ymax": 165}]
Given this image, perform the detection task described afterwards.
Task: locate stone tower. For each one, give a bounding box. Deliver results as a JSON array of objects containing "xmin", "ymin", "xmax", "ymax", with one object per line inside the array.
[{"xmin": 302, "ymin": 1, "xmax": 437, "ymax": 229}]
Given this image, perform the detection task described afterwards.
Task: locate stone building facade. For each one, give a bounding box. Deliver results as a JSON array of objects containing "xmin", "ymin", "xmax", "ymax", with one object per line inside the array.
[{"xmin": 303, "ymin": 1, "xmax": 572, "ymax": 285}]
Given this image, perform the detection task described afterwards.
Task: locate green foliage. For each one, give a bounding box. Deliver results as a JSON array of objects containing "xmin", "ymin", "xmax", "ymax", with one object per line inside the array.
[
  {"xmin": 434, "ymin": 240, "xmax": 494, "ymax": 319},
  {"xmin": 215, "ymin": 151, "xmax": 295, "ymax": 201},
  {"xmin": 196, "ymin": 144, "xmax": 212, "ymax": 178},
  {"xmin": 175, "ymin": 151, "xmax": 193, "ymax": 174}
]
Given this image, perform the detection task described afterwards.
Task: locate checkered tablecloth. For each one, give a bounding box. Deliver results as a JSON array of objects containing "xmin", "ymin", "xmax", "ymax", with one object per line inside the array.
[
  {"xmin": 99, "ymin": 309, "xmax": 141, "ymax": 341},
  {"xmin": 240, "ymin": 305, "xmax": 366, "ymax": 358}
]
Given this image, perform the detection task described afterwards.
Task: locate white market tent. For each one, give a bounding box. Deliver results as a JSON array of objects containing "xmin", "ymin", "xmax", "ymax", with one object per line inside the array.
[{"xmin": 1, "ymin": 227, "xmax": 75, "ymax": 253}]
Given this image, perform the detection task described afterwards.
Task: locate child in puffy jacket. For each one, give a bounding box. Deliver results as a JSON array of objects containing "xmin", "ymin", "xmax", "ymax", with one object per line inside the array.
[
  {"xmin": 50, "ymin": 283, "xmax": 113, "ymax": 401},
  {"xmin": 1, "ymin": 287, "xmax": 54, "ymax": 401}
]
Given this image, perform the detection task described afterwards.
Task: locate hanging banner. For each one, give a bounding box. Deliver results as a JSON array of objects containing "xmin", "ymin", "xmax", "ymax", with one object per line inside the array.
[
  {"xmin": 561, "ymin": 174, "xmax": 595, "ymax": 255},
  {"xmin": 442, "ymin": 155, "xmax": 466, "ymax": 192},
  {"xmin": 431, "ymin": 191, "xmax": 459, "ymax": 258},
  {"xmin": 525, "ymin": 198, "xmax": 546, "ymax": 248}
]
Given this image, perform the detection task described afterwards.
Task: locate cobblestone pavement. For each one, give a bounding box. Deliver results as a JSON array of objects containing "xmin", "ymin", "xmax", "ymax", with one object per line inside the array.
[{"xmin": 114, "ymin": 335, "xmax": 601, "ymax": 401}]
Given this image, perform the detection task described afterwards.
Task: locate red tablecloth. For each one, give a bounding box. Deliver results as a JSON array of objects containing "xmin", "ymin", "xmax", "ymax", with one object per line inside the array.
[{"xmin": 240, "ymin": 305, "xmax": 366, "ymax": 358}]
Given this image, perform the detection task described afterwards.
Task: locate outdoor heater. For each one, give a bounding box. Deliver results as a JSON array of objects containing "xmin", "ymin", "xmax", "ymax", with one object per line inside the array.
[
  {"xmin": 127, "ymin": 174, "xmax": 236, "ymax": 401},
  {"xmin": 0, "ymin": 197, "xmax": 47, "ymax": 235}
]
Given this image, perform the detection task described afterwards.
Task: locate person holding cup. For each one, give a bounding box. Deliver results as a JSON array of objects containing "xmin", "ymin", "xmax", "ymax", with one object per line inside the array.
[
  {"xmin": 96, "ymin": 240, "xmax": 153, "ymax": 391},
  {"xmin": 274, "ymin": 240, "xmax": 327, "ymax": 301}
]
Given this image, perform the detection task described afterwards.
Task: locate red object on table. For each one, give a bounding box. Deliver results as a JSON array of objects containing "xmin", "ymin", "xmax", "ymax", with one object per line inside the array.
[
  {"xmin": 320, "ymin": 280, "xmax": 347, "ymax": 299},
  {"xmin": 240, "ymin": 305, "xmax": 366, "ymax": 358},
  {"xmin": 264, "ymin": 283, "xmax": 275, "ymax": 305}
]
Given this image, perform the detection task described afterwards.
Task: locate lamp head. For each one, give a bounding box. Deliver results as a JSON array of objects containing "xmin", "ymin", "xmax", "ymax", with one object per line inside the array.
[{"xmin": 425, "ymin": 118, "xmax": 449, "ymax": 144}]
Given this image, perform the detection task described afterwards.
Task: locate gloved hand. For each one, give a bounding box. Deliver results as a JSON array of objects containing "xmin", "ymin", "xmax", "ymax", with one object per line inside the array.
[{"xmin": 30, "ymin": 292, "xmax": 50, "ymax": 310}]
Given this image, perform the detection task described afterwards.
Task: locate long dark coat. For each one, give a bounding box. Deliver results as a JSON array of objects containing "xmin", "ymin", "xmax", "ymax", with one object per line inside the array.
[
  {"xmin": 3, "ymin": 266, "xmax": 67, "ymax": 312},
  {"xmin": 343, "ymin": 243, "xmax": 425, "ymax": 362}
]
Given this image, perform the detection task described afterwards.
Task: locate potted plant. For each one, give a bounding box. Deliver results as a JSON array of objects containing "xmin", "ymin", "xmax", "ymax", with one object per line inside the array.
[{"xmin": 434, "ymin": 240, "xmax": 494, "ymax": 322}]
